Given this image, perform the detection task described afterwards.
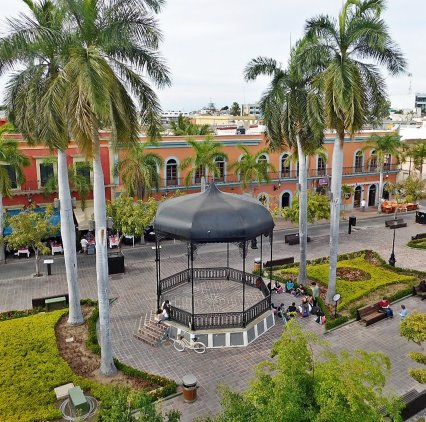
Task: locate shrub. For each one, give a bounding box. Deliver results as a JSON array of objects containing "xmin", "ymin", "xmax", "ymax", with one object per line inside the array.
[
  {"xmin": 407, "ymin": 238, "xmax": 426, "ymax": 250},
  {"xmin": 408, "ymin": 368, "xmax": 426, "ymax": 384},
  {"xmin": 408, "ymin": 352, "xmax": 426, "ymax": 365}
]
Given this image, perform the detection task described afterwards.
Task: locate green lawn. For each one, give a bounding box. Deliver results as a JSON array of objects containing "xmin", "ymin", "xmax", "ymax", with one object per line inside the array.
[
  {"xmin": 0, "ymin": 310, "xmax": 107, "ymax": 422},
  {"xmin": 279, "ymin": 255, "xmax": 416, "ymax": 310}
]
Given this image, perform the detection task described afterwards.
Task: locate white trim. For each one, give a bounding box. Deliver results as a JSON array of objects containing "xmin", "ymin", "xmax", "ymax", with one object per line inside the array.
[
  {"xmin": 279, "ymin": 152, "xmax": 291, "ymax": 176},
  {"xmin": 36, "ymin": 158, "xmax": 57, "ymax": 189},
  {"xmin": 164, "ymin": 156, "xmax": 180, "ymax": 187},
  {"xmin": 256, "ymin": 153, "xmax": 269, "ymax": 164}
]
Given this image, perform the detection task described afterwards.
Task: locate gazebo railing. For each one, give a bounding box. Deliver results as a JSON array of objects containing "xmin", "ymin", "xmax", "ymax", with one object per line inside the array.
[
  {"xmin": 245, "ymin": 297, "xmax": 271, "ymax": 325},
  {"xmin": 193, "ymin": 312, "xmax": 243, "ymax": 330},
  {"xmin": 160, "ymin": 267, "xmax": 262, "ymax": 295}
]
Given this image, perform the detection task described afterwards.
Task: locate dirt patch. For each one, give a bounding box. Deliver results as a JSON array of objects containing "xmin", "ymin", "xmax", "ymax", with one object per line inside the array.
[
  {"xmin": 55, "ymin": 305, "xmax": 158, "ymax": 390},
  {"xmin": 336, "ymin": 267, "xmax": 371, "ymax": 281}
]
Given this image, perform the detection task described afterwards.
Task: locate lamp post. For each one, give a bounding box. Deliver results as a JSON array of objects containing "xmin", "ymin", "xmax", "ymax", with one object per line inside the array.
[{"xmin": 388, "ymin": 224, "xmax": 397, "ymax": 266}]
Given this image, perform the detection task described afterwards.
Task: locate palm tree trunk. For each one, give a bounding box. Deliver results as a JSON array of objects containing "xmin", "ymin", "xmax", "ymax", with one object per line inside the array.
[
  {"xmin": 93, "ymin": 131, "xmax": 117, "ymax": 376},
  {"xmin": 326, "ymin": 135, "xmax": 344, "ymax": 304},
  {"xmin": 296, "ymin": 136, "xmax": 307, "ymax": 285},
  {"xmin": 378, "ymin": 166, "xmax": 384, "ymax": 213},
  {"xmin": 58, "ymin": 149, "xmax": 83, "ymax": 325},
  {"xmin": 0, "ymin": 192, "xmax": 5, "ymax": 264}
]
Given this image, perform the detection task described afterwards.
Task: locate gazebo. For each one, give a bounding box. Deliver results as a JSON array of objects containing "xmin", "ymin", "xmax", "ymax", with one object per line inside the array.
[{"xmin": 153, "ymin": 183, "xmax": 276, "ymax": 339}]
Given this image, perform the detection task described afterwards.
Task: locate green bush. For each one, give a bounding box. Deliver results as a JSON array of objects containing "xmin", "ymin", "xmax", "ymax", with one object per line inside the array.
[
  {"xmin": 408, "ymin": 352, "xmax": 426, "ymax": 365},
  {"xmin": 407, "ymin": 238, "xmax": 426, "ymax": 249},
  {"xmin": 408, "ymin": 368, "xmax": 426, "ymax": 384}
]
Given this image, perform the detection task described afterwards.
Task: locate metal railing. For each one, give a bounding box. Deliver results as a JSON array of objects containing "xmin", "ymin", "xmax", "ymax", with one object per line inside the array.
[{"xmin": 163, "ymin": 266, "xmax": 272, "ymax": 330}]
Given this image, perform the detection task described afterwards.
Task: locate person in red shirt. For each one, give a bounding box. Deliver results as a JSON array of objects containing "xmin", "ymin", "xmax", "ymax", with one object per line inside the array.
[{"xmin": 378, "ymin": 297, "xmax": 393, "ymax": 318}]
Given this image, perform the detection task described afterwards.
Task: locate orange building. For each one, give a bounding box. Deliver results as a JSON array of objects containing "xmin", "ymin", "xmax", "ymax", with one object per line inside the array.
[{"xmin": 3, "ymin": 130, "xmax": 399, "ymax": 223}]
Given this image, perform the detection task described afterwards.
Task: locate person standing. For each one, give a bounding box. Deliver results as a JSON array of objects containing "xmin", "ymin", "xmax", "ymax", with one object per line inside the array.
[
  {"xmin": 311, "ymin": 282, "xmax": 320, "ymax": 307},
  {"xmin": 80, "ymin": 237, "xmax": 88, "ymax": 254},
  {"xmin": 361, "ymin": 198, "xmax": 366, "ymax": 212},
  {"xmin": 399, "ymin": 304, "xmax": 408, "ymax": 320}
]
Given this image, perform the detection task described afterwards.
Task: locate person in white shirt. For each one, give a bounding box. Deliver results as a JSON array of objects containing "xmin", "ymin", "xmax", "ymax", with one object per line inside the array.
[
  {"xmin": 80, "ymin": 238, "xmax": 88, "ymax": 254},
  {"xmin": 361, "ymin": 199, "xmax": 366, "ymax": 211}
]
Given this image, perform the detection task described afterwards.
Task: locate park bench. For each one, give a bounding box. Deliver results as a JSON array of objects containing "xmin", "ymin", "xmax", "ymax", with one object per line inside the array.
[
  {"xmin": 356, "ymin": 303, "xmax": 388, "ymax": 326},
  {"xmin": 411, "ymin": 233, "xmax": 426, "ymax": 240},
  {"xmin": 385, "ymin": 218, "xmax": 404, "ymax": 227},
  {"xmin": 401, "ymin": 389, "xmax": 426, "ymax": 420},
  {"xmin": 45, "ymin": 296, "xmax": 67, "ymax": 311},
  {"xmin": 413, "ymin": 283, "xmax": 426, "ymax": 300},
  {"xmin": 32, "ymin": 293, "xmax": 69, "ymax": 309},
  {"xmin": 263, "ymin": 257, "xmax": 294, "ymax": 268},
  {"xmin": 284, "ymin": 233, "xmax": 311, "ymax": 245}
]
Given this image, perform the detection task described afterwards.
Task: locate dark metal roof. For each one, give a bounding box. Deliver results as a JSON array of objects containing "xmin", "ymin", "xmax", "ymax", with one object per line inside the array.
[{"xmin": 154, "ymin": 183, "xmax": 275, "ymax": 242}]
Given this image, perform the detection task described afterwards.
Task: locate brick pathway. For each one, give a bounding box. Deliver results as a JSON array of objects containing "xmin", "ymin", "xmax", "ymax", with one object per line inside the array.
[{"xmin": 0, "ymin": 215, "xmax": 425, "ymax": 421}]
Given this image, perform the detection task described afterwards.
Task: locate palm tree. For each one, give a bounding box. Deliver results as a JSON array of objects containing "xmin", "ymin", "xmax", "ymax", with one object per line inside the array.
[
  {"xmin": 180, "ymin": 136, "xmax": 227, "ymax": 189},
  {"xmin": 410, "ymin": 141, "xmax": 426, "ymax": 180},
  {"xmin": 47, "ymin": 0, "xmax": 170, "ymax": 376},
  {"xmin": 300, "ymin": 0, "xmax": 406, "ymax": 303},
  {"xmin": 363, "ymin": 134, "xmax": 402, "ymax": 212},
  {"xmin": 170, "ymin": 114, "xmax": 211, "ymax": 136},
  {"xmin": 0, "ymin": 125, "xmax": 30, "ymax": 264},
  {"xmin": 244, "ymin": 42, "xmax": 323, "ymax": 285},
  {"xmin": 0, "ymin": 0, "xmax": 85, "ymax": 326},
  {"xmin": 114, "ymin": 142, "xmax": 162, "ymax": 198},
  {"xmin": 231, "ymin": 145, "xmax": 276, "ymax": 195}
]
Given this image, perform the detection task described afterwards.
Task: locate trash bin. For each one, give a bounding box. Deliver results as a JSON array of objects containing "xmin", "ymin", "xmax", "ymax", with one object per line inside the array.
[
  {"xmin": 108, "ymin": 252, "xmax": 125, "ymax": 274},
  {"xmin": 253, "ymin": 258, "xmax": 261, "ymax": 273},
  {"xmin": 182, "ymin": 374, "xmax": 197, "ymax": 403},
  {"xmin": 349, "ymin": 216, "xmax": 356, "ymax": 227}
]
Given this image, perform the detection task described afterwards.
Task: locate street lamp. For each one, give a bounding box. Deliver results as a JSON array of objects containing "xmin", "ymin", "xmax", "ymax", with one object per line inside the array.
[{"xmin": 388, "ymin": 220, "xmax": 405, "ymax": 266}]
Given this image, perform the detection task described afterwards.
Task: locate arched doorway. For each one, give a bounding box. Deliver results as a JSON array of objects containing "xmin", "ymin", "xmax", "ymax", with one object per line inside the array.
[
  {"xmin": 354, "ymin": 186, "xmax": 362, "ymax": 208},
  {"xmin": 368, "ymin": 185, "xmax": 376, "ymax": 207},
  {"xmin": 281, "ymin": 192, "xmax": 291, "ymax": 208},
  {"xmin": 383, "ymin": 183, "xmax": 390, "ymax": 200}
]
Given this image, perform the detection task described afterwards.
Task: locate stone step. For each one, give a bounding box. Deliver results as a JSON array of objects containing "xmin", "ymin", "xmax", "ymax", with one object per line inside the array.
[
  {"xmin": 137, "ymin": 328, "xmax": 163, "ymax": 342},
  {"xmin": 146, "ymin": 320, "xmax": 168, "ymax": 332},
  {"xmin": 134, "ymin": 332, "xmax": 158, "ymax": 347}
]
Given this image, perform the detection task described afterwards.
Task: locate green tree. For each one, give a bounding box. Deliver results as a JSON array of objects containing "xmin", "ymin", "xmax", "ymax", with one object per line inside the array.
[
  {"xmin": 230, "ymin": 145, "xmax": 276, "ymax": 195},
  {"xmin": 400, "ymin": 312, "xmax": 426, "ymax": 384},
  {"xmin": 47, "ymin": 0, "xmax": 170, "ymax": 376},
  {"xmin": 0, "ymin": 124, "xmax": 30, "ymax": 264},
  {"xmin": 115, "ymin": 143, "xmax": 162, "ymax": 199},
  {"xmin": 0, "ymin": 0, "xmax": 85, "ymax": 325},
  {"xmin": 180, "ymin": 136, "xmax": 228, "ymax": 189},
  {"xmin": 201, "ymin": 321, "xmax": 402, "ymax": 422},
  {"xmin": 363, "ymin": 134, "xmax": 402, "ymax": 212},
  {"xmin": 170, "ymin": 114, "xmax": 210, "ymax": 136},
  {"xmin": 244, "ymin": 41, "xmax": 324, "ymax": 285},
  {"xmin": 106, "ymin": 195, "xmax": 158, "ymax": 248},
  {"xmin": 5, "ymin": 206, "xmax": 59, "ymax": 277},
  {"xmin": 300, "ymin": 0, "xmax": 406, "ymax": 303},
  {"xmin": 386, "ymin": 176, "xmax": 426, "ymax": 205},
  {"xmin": 230, "ymin": 102, "xmax": 241, "ymax": 116},
  {"xmin": 408, "ymin": 141, "xmax": 426, "ymax": 180}
]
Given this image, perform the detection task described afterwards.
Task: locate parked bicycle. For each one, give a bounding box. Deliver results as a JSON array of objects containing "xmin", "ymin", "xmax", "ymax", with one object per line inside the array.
[{"xmin": 173, "ymin": 335, "xmax": 206, "ymax": 354}]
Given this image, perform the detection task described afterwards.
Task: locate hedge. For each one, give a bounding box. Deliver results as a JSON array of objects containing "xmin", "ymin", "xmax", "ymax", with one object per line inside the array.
[
  {"xmin": 86, "ymin": 305, "xmax": 177, "ymax": 400},
  {"xmin": 407, "ymin": 238, "xmax": 426, "ymax": 250}
]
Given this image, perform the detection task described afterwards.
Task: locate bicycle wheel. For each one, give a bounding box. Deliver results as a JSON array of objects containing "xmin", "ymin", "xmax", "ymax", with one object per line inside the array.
[
  {"xmin": 193, "ymin": 342, "xmax": 206, "ymax": 354},
  {"xmin": 173, "ymin": 340, "xmax": 185, "ymax": 352}
]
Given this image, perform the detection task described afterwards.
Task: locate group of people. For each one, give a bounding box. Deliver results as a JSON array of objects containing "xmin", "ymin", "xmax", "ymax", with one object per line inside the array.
[{"xmin": 378, "ymin": 297, "xmax": 409, "ymax": 320}]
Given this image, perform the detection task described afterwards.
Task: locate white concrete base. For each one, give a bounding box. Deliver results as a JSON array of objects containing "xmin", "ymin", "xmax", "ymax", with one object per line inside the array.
[
  {"xmin": 54, "ymin": 383, "xmax": 74, "ymax": 400},
  {"xmin": 165, "ymin": 311, "xmax": 275, "ymax": 349}
]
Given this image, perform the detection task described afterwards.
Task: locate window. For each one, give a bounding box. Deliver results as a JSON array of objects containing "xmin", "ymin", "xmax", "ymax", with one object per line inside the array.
[
  {"xmin": 4, "ymin": 165, "xmax": 18, "ymax": 189},
  {"xmin": 257, "ymin": 154, "xmax": 268, "ymax": 164},
  {"xmin": 195, "ymin": 165, "xmax": 203, "ymax": 184},
  {"xmin": 281, "ymin": 154, "xmax": 290, "ymax": 178},
  {"xmin": 166, "ymin": 159, "xmax": 178, "ymax": 186},
  {"xmin": 369, "ymin": 151, "xmax": 377, "ymax": 171},
  {"xmin": 215, "ymin": 156, "xmax": 225, "ymax": 182},
  {"xmin": 354, "ymin": 151, "xmax": 363, "ymax": 173},
  {"xmin": 39, "ymin": 163, "xmax": 54, "ymax": 187},
  {"xmin": 317, "ymin": 156, "xmax": 326, "ymax": 176},
  {"xmin": 383, "ymin": 154, "xmax": 391, "ymax": 171},
  {"xmin": 75, "ymin": 161, "xmax": 91, "ymax": 184},
  {"xmin": 281, "ymin": 192, "xmax": 291, "ymax": 208}
]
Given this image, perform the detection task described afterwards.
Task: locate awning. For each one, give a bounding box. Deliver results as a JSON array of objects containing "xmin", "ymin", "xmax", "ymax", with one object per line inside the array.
[{"xmin": 3, "ymin": 208, "xmax": 61, "ymax": 236}]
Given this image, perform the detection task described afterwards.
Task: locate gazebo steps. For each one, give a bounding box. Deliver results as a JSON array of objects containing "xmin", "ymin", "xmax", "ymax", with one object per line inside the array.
[{"xmin": 134, "ymin": 316, "xmax": 169, "ymax": 347}]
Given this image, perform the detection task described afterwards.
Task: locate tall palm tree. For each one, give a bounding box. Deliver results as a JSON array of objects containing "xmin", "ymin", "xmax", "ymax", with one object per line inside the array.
[
  {"xmin": 180, "ymin": 136, "xmax": 227, "ymax": 189},
  {"xmin": 363, "ymin": 134, "xmax": 401, "ymax": 211},
  {"xmin": 231, "ymin": 145, "xmax": 276, "ymax": 195},
  {"xmin": 114, "ymin": 142, "xmax": 162, "ymax": 198},
  {"xmin": 244, "ymin": 42, "xmax": 323, "ymax": 285},
  {"xmin": 0, "ymin": 125, "xmax": 30, "ymax": 264},
  {"xmin": 0, "ymin": 0, "xmax": 84, "ymax": 326},
  {"xmin": 47, "ymin": 0, "xmax": 170, "ymax": 376},
  {"xmin": 170, "ymin": 114, "xmax": 211, "ymax": 136},
  {"xmin": 300, "ymin": 0, "xmax": 406, "ymax": 303}
]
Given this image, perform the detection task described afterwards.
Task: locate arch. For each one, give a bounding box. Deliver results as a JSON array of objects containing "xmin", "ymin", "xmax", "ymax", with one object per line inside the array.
[
  {"xmin": 353, "ymin": 185, "xmax": 362, "ymax": 207},
  {"xmin": 354, "ymin": 150, "xmax": 364, "ymax": 173},
  {"xmin": 280, "ymin": 191, "xmax": 292, "ymax": 208},
  {"xmin": 280, "ymin": 153, "xmax": 291, "ymax": 178},
  {"xmin": 214, "ymin": 155, "xmax": 226, "ymax": 182},
  {"xmin": 368, "ymin": 184, "xmax": 377, "ymax": 207},
  {"xmin": 165, "ymin": 157, "xmax": 179, "ymax": 187},
  {"xmin": 369, "ymin": 150, "xmax": 377, "ymax": 172},
  {"xmin": 257, "ymin": 192, "xmax": 270, "ymax": 208},
  {"xmin": 317, "ymin": 155, "xmax": 327, "ymax": 176},
  {"xmin": 257, "ymin": 153, "xmax": 269, "ymax": 164}
]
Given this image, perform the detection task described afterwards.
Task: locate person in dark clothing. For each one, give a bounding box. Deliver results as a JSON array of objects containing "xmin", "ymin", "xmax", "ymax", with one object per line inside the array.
[{"xmin": 286, "ymin": 302, "xmax": 297, "ymax": 318}]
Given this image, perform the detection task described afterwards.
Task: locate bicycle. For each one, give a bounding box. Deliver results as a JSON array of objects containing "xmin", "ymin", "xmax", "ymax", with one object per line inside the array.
[{"xmin": 173, "ymin": 335, "xmax": 206, "ymax": 354}]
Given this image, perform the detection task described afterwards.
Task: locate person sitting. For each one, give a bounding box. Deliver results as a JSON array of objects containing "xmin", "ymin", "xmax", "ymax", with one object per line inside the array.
[
  {"xmin": 155, "ymin": 309, "xmax": 165, "ymax": 324},
  {"xmin": 255, "ymin": 276, "xmax": 263, "ymax": 289},
  {"xmin": 276, "ymin": 282, "xmax": 284, "ymax": 294},
  {"xmin": 161, "ymin": 300, "xmax": 171, "ymax": 320},
  {"xmin": 399, "ymin": 304, "xmax": 408, "ymax": 320},
  {"xmin": 286, "ymin": 280, "xmax": 295, "ymax": 294},
  {"xmin": 295, "ymin": 285, "xmax": 305, "ymax": 297},
  {"xmin": 378, "ymin": 297, "xmax": 393, "ymax": 318},
  {"xmin": 271, "ymin": 303, "xmax": 278, "ymax": 315},
  {"xmin": 299, "ymin": 297, "xmax": 310, "ymax": 317},
  {"xmin": 277, "ymin": 303, "xmax": 286, "ymax": 320},
  {"xmin": 267, "ymin": 281, "xmax": 277, "ymax": 293},
  {"xmin": 286, "ymin": 302, "xmax": 298, "ymax": 318}
]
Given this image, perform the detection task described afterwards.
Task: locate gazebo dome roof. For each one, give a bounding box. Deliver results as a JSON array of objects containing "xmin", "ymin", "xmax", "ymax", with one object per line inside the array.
[{"xmin": 154, "ymin": 183, "xmax": 275, "ymax": 243}]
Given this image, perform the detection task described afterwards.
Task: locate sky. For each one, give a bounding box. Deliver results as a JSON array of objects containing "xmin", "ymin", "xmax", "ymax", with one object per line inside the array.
[{"xmin": 0, "ymin": 0, "xmax": 423, "ymax": 112}]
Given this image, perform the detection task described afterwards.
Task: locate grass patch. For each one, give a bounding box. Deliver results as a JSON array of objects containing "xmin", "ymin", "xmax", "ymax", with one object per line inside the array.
[
  {"xmin": 0, "ymin": 310, "xmax": 108, "ymax": 422},
  {"xmin": 407, "ymin": 238, "xmax": 426, "ymax": 249}
]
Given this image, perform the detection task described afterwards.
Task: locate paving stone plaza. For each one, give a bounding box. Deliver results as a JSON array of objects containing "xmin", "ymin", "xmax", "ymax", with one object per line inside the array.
[{"xmin": 1, "ymin": 212, "xmax": 425, "ymax": 421}]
